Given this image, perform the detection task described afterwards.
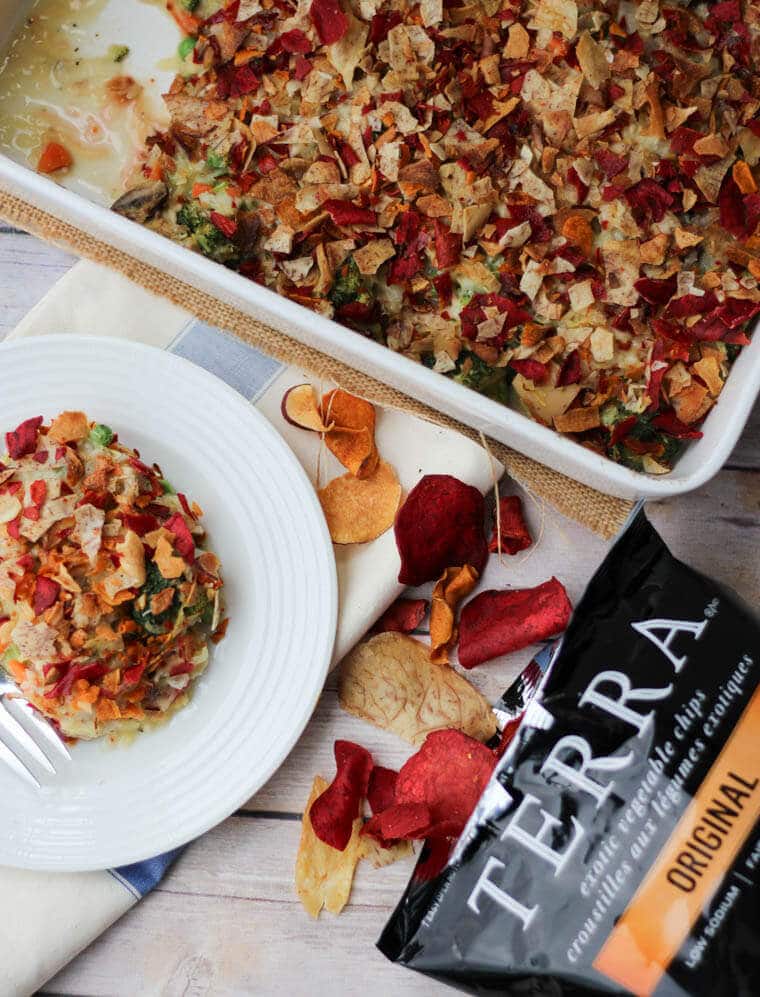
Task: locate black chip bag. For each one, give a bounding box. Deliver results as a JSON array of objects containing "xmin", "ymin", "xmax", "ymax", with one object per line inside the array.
[{"xmin": 379, "ymin": 510, "xmax": 760, "ymax": 996}]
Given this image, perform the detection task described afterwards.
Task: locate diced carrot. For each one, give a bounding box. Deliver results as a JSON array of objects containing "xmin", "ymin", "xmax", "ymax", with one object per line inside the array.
[
  {"xmin": 167, "ymin": 0, "xmax": 200, "ymax": 36},
  {"xmin": 37, "ymin": 142, "xmax": 73, "ymax": 174},
  {"xmin": 192, "ymin": 182, "xmax": 212, "ymax": 197},
  {"xmin": 6, "ymin": 660, "xmax": 26, "ymax": 683},
  {"xmin": 122, "ymin": 704, "xmax": 145, "ymax": 720},
  {"xmin": 96, "ymin": 698, "xmax": 121, "ymax": 722}
]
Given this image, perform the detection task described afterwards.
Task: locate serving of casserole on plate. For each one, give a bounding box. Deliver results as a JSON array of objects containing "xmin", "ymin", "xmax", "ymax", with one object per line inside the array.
[
  {"xmin": 0, "ymin": 337, "xmax": 337, "ymax": 871},
  {"xmin": 0, "ymin": 0, "xmax": 759, "ymax": 499}
]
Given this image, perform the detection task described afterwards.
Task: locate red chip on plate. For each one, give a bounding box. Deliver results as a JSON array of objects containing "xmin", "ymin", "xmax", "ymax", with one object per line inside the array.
[
  {"xmin": 165, "ymin": 513, "xmax": 196, "ymax": 564},
  {"xmin": 6, "ymin": 416, "xmax": 43, "ymax": 460},
  {"xmin": 309, "ymin": 740, "xmax": 373, "ymax": 851},
  {"xmin": 33, "ymin": 576, "xmax": 60, "ymax": 616},
  {"xmin": 489, "ymin": 495, "xmax": 532, "ymax": 555},
  {"xmin": 367, "ymin": 765, "xmax": 398, "ymax": 814},
  {"xmin": 458, "ymin": 577, "xmax": 572, "ymax": 669},
  {"xmin": 372, "ymin": 598, "xmax": 427, "ymax": 634},
  {"xmin": 394, "ymin": 475, "xmax": 488, "ymax": 586}
]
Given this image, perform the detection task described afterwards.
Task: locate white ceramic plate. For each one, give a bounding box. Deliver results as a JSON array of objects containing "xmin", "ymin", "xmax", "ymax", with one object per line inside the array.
[{"xmin": 0, "ymin": 336, "xmax": 337, "ymax": 871}]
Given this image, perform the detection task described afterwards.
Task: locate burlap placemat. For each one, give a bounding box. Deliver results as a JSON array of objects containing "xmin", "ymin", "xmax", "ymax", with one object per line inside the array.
[{"xmin": 0, "ymin": 190, "xmax": 632, "ymax": 538}]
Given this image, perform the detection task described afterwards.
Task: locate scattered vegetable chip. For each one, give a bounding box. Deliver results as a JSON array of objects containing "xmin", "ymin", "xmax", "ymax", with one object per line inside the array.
[
  {"xmin": 458, "ymin": 577, "xmax": 572, "ymax": 669},
  {"xmin": 318, "ymin": 460, "xmax": 401, "ymax": 544},
  {"xmin": 429, "ymin": 565, "xmax": 478, "ymax": 664},
  {"xmin": 296, "ymin": 775, "xmax": 363, "ymax": 918},
  {"xmin": 367, "ymin": 765, "xmax": 398, "ymax": 814},
  {"xmin": 321, "ymin": 388, "xmax": 378, "ymax": 479},
  {"xmin": 489, "ymin": 495, "xmax": 532, "ymax": 556},
  {"xmin": 395, "ymin": 730, "xmax": 495, "ymax": 830},
  {"xmin": 310, "ymin": 740, "xmax": 373, "ymax": 851},
  {"xmin": 372, "ymin": 598, "xmax": 427, "ymax": 635},
  {"xmin": 394, "ymin": 475, "xmax": 488, "ymax": 586},
  {"xmin": 359, "ymin": 835, "xmax": 413, "ymax": 869},
  {"xmin": 365, "ymin": 730, "xmax": 496, "ymax": 844},
  {"xmin": 338, "ymin": 632, "xmax": 497, "ymax": 745},
  {"xmin": 281, "ymin": 384, "xmax": 332, "ymax": 433}
]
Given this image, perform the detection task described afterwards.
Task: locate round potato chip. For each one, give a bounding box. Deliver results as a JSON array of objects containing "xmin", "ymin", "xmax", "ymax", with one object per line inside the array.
[{"xmin": 318, "ymin": 460, "xmax": 401, "ymax": 544}]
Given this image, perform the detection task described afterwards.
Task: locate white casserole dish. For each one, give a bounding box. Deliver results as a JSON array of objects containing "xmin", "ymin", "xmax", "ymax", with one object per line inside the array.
[{"xmin": 0, "ymin": 0, "xmax": 757, "ymax": 501}]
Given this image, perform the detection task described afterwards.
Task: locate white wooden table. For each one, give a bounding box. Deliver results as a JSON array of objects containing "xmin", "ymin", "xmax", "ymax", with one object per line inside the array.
[{"xmin": 2, "ymin": 225, "xmax": 758, "ymax": 997}]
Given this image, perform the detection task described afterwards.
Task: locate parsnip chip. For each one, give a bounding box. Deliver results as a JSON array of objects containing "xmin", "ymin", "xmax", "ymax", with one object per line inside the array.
[
  {"xmin": 429, "ymin": 564, "xmax": 479, "ymax": 664},
  {"xmin": 319, "ymin": 460, "xmax": 401, "ymax": 544},
  {"xmin": 321, "ymin": 389, "xmax": 379, "ymax": 478},
  {"xmin": 295, "ymin": 776, "xmax": 363, "ymax": 918},
  {"xmin": 359, "ymin": 836, "xmax": 414, "ymax": 868},
  {"xmin": 338, "ymin": 632, "xmax": 497, "ymax": 744}
]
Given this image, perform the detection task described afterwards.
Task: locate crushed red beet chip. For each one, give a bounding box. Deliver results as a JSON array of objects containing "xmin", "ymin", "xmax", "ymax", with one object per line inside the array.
[
  {"xmin": 322, "ymin": 199, "xmax": 376, "ymax": 226},
  {"xmin": 509, "ymin": 358, "xmax": 550, "ymax": 383},
  {"xmin": 309, "ymin": 0, "xmax": 348, "ymax": 45},
  {"xmin": 458, "ymin": 577, "xmax": 573, "ymax": 669},
  {"xmin": 394, "ymin": 475, "xmax": 488, "ymax": 586},
  {"xmin": 372, "ymin": 598, "xmax": 427, "ymax": 634},
  {"xmin": 310, "ymin": 740, "xmax": 373, "ymax": 851},
  {"xmin": 367, "ymin": 765, "xmax": 399, "ymax": 815},
  {"xmin": 6, "ymin": 417, "xmax": 43, "ymax": 460},
  {"xmin": 489, "ymin": 495, "xmax": 532, "ymax": 556},
  {"xmin": 33, "ymin": 576, "xmax": 60, "ymax": 616},
  {"xmin": 165, "ymin": 513, "xmax": 196, "ymax": 563},
  {"xmin": 121, "ymin": 512, "xmax": 160, "ymax": 536},
  {"xmin": 651, "ymin": 411, "xmax": 704, "ymax": 439},
  {"xmin": 557, "ymin": 350, "xmax": 582, "ymax": 386},
  {"xmin": 279, "ymin": 28, "xmax": 311, "ymax": 53}
]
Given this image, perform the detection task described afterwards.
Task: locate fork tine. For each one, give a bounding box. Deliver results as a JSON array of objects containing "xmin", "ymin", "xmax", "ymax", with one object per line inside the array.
[
  {"xmin": 0, "ymin": 735, "xmax": 41, "ymax": 788},
  {"xmin": 5, "ymin": 698, "xmax": 71, "ymax": 763},
  {"xmin": 0, "ymin": 699, "xmax": 56, "ymax": 775}
]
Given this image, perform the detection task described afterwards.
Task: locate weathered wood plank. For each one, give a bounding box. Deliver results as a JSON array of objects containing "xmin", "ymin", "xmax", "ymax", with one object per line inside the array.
[
  {"xmin": 43, "ymin": 818, "xmax": 441, "ymax": 997},
  {"xmin": 0, "ymin": 233, "xmax": 76, "ymax": 337}
]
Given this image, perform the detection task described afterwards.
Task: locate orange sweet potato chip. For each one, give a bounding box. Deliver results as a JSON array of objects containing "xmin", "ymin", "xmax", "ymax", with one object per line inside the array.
[
  {"xmin": 318, "ymin": 460, "xmax": 401, "ymax": 544},
  {"xmin": 47, "ymin": 411, "xmax": 90, "ymax": 444},
  {"xmin": 321, "ymin": 389, "xmax": 379, "ymax": 478},
  {"xmin": 429, "ymin": 564, "xmax": 479, "ymax": 664},
  {"xmin": 295, "ymin": 775, "xmax": 363, "ymax": 918}
]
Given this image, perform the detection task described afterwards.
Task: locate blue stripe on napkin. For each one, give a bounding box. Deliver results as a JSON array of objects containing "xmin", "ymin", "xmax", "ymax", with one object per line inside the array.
[
  {"xmin": 110, "ymin": 848, "xmax": 184, "ymax": 900},
  {"xmin": 170, "ymin": 320, "xmax": 283, "ymax": 402}
]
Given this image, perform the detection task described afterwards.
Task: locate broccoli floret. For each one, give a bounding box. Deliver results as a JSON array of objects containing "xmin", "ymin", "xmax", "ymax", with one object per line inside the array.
[
  {"xmin": 176, "ymin": 202, "xmax": 205, "ymax": 232},
  {"xmin": 89, "ymin": 423, "xmax": 114, "ymax": 447},
  {"xmin": 181, "ymin": 0, "xmax": 200, "ymax": 10},
  {"xmin": 186, "ymin": 589, "xmax": 214, "ymax": 628},
  {"xmin": 176, "ymin": 204, "xmax": 239, "ymax": 265},
  {"xmin": 206, "ymin": 151, "xmax": 228, "ymax": 176},
  {"xmin": 329, "ymin": 257, "xmax": 363, "ymax": 309},
  {"xmin": 452, "ymin": 352, "xmax": 512, "ymax": 405},
  {"xmin": 132, "ymin": 562, "xmax": 180, "ymax": 636}
]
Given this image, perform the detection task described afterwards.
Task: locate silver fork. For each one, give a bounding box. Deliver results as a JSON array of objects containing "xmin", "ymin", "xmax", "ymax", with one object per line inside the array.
[{"xmin": 0, "ymin": 676, "xmax": 71, "ymax": 787}]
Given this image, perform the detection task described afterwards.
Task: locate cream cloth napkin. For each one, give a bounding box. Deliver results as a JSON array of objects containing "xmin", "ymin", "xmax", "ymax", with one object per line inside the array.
[{"xmin": 0, "ymin": 260, "xmax": 501, "ymax": 996}]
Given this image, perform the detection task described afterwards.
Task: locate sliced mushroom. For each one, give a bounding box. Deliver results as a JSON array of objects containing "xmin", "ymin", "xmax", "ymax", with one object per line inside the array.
[{"xmin": 111, "ymin": 181, "xmax": 169, "ymax": 223}]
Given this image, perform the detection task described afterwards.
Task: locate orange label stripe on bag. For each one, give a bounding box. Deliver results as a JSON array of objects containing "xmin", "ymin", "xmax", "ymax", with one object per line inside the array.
[{"xmin": 594, "ymin": 687, "xmax": 760, "ymax": 996}]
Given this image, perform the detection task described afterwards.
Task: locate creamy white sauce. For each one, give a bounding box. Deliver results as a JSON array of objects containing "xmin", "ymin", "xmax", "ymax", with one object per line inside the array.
[{"xmin": 0, "ymin": 0, "xmax": 178, "ymax": 203}]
